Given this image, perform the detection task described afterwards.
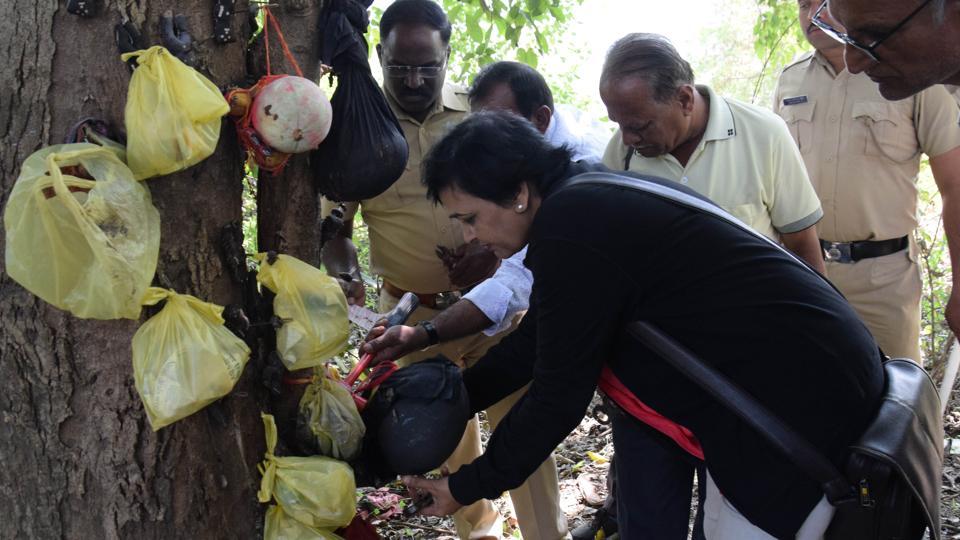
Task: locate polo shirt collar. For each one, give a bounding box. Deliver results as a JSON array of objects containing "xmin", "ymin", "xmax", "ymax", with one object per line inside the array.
[
  {"xmin": 698, "ymin": 84, "xmax": 736, "ymax": 142},
  {"xmin": 385, "ymin": 82, "xmax": 468, "ymax": 125}
]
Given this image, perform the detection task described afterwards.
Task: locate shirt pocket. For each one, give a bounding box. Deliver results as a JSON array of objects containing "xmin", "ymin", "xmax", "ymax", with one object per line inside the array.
[
  {"xmin": 851, "ymin": 101, "xmax": 920, "ymax": 163},
  {"xmin": 779, "ymin": 101, "xmax": 816, "ymax": 155},
  {"xmin": 363, "ymin": 158, "xmax": 416, "ymax": 212}
]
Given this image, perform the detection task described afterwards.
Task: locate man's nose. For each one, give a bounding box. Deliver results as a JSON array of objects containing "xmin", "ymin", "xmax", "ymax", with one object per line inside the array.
[
  {"xmin": 621, "ymin": 130, "xmax": 641, "ymax": 148},
  {"xmin": 404, "ymin": 71, "xmax": 424, "ymax": 89},
  {"xmin": 843, "ymin": 44, "xmax": 876, "ymax": 74}
]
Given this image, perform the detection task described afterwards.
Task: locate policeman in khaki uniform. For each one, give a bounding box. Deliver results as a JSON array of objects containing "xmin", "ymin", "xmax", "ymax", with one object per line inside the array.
[
  {"xmin": 774, "ymin": 0, "xmax": 960, "ymax": 362},
  {"xmin": 321, "ymin": 2, "xmax": 567, "ymax": 539}
]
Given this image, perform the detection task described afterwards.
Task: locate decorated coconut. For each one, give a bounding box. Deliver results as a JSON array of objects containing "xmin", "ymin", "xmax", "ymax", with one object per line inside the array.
[{"xmin": 252, "ymin": 76, "xmax": 333, "ymax": 154}]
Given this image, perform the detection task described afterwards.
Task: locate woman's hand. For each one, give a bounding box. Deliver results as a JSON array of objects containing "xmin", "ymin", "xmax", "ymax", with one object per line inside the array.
[{"xmin": 401, "ymin": 475, "xmax": 463, "ymax": 517}]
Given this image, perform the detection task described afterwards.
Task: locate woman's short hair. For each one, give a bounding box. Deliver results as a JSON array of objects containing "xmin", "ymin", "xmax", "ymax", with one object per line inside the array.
[
  {"xmin": 422, "ymin": 111, "xmax": 572, "ymax": 206},
  {"xmin": 600, "ymin": 33, "xmax": 694, "ymax": 103}
]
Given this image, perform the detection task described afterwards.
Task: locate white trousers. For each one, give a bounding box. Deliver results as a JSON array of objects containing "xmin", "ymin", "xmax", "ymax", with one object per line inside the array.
[{"xmin": 703, "ymin": 472, "xmax": 835, "ymax": 540}]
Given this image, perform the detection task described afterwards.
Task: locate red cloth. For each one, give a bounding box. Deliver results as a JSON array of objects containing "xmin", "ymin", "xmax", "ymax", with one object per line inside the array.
[{"xmin": 598, "ymin": 365, "xmax": 704, "ymax": 460}]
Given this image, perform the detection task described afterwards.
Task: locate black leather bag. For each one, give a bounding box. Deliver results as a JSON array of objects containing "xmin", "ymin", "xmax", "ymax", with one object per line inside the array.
[
  {"xmin": 632, "ymin": 320, "xmax": 943, "ymax": 540},
  {"xmin": 558, "ymin": 172, "xmax": 944, "ymax": 539},
  {"xmin": 824, "ymin": 358, "xmax": 943, "ymax": 540}
]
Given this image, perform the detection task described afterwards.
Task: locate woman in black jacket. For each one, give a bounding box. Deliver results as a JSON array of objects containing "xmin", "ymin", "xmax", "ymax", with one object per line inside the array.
[{"xmin": 402, "ymin": 111, "xmax": 883, "ymax": 539}]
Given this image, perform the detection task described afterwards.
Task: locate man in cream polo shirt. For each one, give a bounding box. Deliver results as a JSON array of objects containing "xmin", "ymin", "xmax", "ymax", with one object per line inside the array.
[
  {"xmin": 601, "ymin": 34, "xmax": 825, "ymax": 273},
  {"xmin": 598, "ymin": 33, "xmax": 826, "ymax": 539}
]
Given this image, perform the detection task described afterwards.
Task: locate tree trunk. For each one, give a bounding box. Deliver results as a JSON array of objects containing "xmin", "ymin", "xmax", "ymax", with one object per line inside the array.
[
  {"xmin": 255, "ymin": 0, "xmax": 325, "ymax": 263},
  {"xmin": 0, "ymin": 2, "xmax": 270, "ymax": 538}
]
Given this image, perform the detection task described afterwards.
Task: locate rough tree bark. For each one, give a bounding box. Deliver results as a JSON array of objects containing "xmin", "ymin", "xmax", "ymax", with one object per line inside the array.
[{"xmin": 0, "ymin": 2, "xmax": 273, "ymax": 538}]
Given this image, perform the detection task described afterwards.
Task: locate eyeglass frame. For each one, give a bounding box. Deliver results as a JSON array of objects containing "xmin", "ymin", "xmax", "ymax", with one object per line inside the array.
[
  {"xmin": 381, "ymin": 57, "xmax": 448, "ymax": 79},
  {"xmin": 811, "ymin": 0, "xmax": 934, "ymax": 63}
]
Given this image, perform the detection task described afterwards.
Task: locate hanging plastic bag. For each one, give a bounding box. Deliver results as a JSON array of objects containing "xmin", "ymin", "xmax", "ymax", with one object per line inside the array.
[
  {"xmin": 264, "ymin": 506, "xmax": 344, "ymax": 540},
  {"xmin": 259, "ymin": 413, "xmax": 357, "ymax": 529},
  {"xmin": 122, "ymin": 45, "xmax": 229, "ymax": 179},
  {"xmin": 4, "ymin": 143, "xmax": 160, "ymax": 319},
  {"xmin": 296, "ymin": 373, "xmax": 365, "ymax": 461},
  {"xmin": 255, "ymin": 253, "xmax": 350, "ymax": 370},
  {"xmin": 312, "ymin": 0, "xmax": 408, "ymax": 201},
  {"xmin": 133, "ymin": 288, "xmax": 251, "ymax": 430}
]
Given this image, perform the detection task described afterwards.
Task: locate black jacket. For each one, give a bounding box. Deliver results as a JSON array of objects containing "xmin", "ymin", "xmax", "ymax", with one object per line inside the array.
[{"xmin": 448, "ymin": 163, "xmax": 883, "ymax": 538}]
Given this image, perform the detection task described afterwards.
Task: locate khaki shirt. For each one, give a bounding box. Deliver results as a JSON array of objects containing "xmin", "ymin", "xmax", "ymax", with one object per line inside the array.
[
  {"xmin": 774, "ymin": 51, "xmax": 960, "ymax": 242},
  {"xmin": 603, "ymin": 85, "xmax": 822, "ymax": 240},
  {"xmin": 321, "ymin": 84, "xmax": 469, "ymax": 293}
]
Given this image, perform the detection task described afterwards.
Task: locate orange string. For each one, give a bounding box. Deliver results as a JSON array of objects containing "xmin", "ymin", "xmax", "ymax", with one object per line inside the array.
[{"xmin": 262, "ymin": 6, "xmax": 304, "ymax": 78}]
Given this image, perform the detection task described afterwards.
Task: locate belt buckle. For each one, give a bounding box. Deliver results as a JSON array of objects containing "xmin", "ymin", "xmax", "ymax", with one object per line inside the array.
[
  {"xmin": 434, "ymin": 291, "xmax": 461, "ymax": 310},
  {"xmin": 824, "ymin": 242, "xmax": 853, "ymax": 263}
]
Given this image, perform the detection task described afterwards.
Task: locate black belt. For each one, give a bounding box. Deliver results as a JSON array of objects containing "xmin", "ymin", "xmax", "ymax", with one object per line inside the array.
[{"xmin": 819, "ymin": 236, "xmax": 908, "ymax": 263}]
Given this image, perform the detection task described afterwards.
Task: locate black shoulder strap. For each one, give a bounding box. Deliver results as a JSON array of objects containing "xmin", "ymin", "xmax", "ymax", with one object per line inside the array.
[{"xmin": 557, "ymin": 172, "xmax": 855, "ymax": 503}]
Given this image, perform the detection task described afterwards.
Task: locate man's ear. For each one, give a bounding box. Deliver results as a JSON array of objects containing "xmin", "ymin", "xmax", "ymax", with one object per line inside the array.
[
  {"xmin": 676, "ymin": 84, "xmax": 696, "ymax": 116},
  {"xmin": 530, "ymin": 105, "xmax": 553, "ymax": 135},
  {"xmin": 376, "ymin": 43, "xmax": 384, "ymax": 64}
]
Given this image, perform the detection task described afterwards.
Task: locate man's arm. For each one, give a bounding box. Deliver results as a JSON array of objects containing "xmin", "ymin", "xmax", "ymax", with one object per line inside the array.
[
  {"xmin": 320, "ymin": 200, "xmax": 365, "ymax": 305},
  {"xmin": 929, "ymin": 147, "xmax": 960, "ymax": 337},
  {"xmin": 782, "ymin": 225, "xmax": 827, "ymax": 273},
  {"xmin": 362, "ymin": 248, "xmax": 532, "ymax": 363},
  {"xmin": 361, "ymin": 300, "xmax": 495, "ymax": 363}
]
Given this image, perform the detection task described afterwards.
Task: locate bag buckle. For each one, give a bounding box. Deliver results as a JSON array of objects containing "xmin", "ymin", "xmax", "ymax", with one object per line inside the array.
[{"xmin": 858, "ymin": 479, "xmax": 876, "ymax": 508}]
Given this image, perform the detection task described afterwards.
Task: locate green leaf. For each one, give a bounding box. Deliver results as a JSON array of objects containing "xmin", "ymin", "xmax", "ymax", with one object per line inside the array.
[{"xmin": 535, "ymin": 29, "xmax": 549, "ymax": 52}]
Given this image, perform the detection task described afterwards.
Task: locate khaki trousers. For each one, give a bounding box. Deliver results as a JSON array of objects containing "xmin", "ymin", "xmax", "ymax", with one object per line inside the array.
[
  {"xmin": 380, "ymin": 290, "xmax": 568, "ymax": 540},
  {"xmin": 824, "ymin": 246, "xmax": 923, "ymax": 362}
]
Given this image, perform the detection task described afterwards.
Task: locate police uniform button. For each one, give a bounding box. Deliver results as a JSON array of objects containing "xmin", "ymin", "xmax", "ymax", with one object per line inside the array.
[{"xmin": 681, "ymin": 176, "xmax": 689, "ymax": 184}]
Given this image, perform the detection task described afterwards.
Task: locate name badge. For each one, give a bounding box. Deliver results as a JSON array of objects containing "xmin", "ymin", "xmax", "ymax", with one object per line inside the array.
[{"xmin": 783, "ymin": 96, "xmax": 809, "ymax": 106}]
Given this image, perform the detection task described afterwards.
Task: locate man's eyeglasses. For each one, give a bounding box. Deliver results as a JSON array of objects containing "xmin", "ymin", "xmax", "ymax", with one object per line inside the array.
[
  {"xmin": 811, "ymin": 0, "xmax": 933, "ymax": 62},
  {"xmin": 382, "ymin": 60, "xmax": 446, "ymax": 79}
]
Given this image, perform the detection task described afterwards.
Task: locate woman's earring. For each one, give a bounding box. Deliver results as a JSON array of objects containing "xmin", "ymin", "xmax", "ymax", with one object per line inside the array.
[{"xmin": 516, "ymin": 204, "xmax": 525, "ymax": 212}]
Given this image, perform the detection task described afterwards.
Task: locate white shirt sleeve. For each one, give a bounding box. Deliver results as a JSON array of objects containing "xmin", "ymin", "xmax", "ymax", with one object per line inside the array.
[{"xmin": 462, "ymin": 246, "xmax": 533, "ymax": 336}]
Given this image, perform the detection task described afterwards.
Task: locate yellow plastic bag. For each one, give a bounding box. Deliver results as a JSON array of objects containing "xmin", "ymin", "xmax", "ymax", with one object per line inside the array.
[
  {"xmin": 259, "ymin": 414, "xmax": 356, "ymax": 529},
  {"xmin": 3, "ymin": 144, "xmax": 160, "ymax": 319},
  {"xmin": 133, "ymin": 288, "xmax": 251, "ymax": 430},
  {"xmin": 255, "ymin": 254, "xmax": 350, "ymax": 370},
  {"xmin": 122, "ymin": 46, "xmax": 229, "ymax": 179},
  {"xmin": 296, "ymin": 375, "xmax": 365, "ymax": 461},
  {"xmin": 264, "ymin": 506, "xmax": 344, "ymax": 540}
]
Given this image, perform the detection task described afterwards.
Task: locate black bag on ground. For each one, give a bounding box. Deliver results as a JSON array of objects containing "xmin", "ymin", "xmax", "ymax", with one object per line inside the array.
[
  {"xmin": 357, "ymin": 356, "xmax": 470, "ymax": 483},
  {"xmin": 312, "ymin": 0, "xmax": 408, "ymax": 202},
  {"xmin": 557, "ymin": 172, "xmax": 944, "ymax": 540}
]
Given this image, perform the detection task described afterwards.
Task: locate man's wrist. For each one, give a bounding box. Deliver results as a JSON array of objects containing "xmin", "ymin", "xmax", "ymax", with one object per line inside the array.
[{"xmin": 417, "ymin": 320, "xmax": 440, "ymax": 346}]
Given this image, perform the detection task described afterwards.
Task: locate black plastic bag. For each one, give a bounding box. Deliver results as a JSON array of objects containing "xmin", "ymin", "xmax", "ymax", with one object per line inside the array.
[
  {"xmin": 357, "ymin": 357, "xmax": 470, "ymax": 483},
  {"xmin": 312, "ymin": 0, "xmax": 408, "ymax": 202}
]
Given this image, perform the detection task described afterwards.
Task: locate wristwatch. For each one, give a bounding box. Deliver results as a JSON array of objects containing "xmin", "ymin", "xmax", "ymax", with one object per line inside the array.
[{"xmin": 417, "ymin": 320, "xmax": 440, "ymax": 346}]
